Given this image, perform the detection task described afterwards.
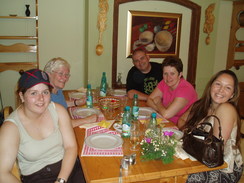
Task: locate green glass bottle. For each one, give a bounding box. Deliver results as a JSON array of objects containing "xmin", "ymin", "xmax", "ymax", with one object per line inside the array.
[
  {"xmin": 99, "ymin": 72, "xmax": 107, "ymax": 97},
  {"xmin": 86, "ymin": 84, "xmax": 93, "ymax": 108},
  {"xmin": 131, "ymin": 94, "xmax": 139, "ymax": 119},
  {"xmin": 148, "ymin": 112, "xmax": 157, "ymax": 131}
]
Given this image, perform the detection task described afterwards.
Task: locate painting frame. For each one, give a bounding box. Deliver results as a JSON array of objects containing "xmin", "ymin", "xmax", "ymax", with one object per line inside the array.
[{"xmin": 126, "ymin": 10, "xmax": 182, "ymax": 58}]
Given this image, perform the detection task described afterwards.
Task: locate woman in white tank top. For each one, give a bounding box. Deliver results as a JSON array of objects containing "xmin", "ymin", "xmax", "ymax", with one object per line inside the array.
[{"xmin": 0, "ymin": 69, "xmax": 83, "ymax": 183}]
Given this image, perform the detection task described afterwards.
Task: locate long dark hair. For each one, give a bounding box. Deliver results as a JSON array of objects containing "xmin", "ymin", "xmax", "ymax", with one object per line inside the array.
[{"xmin": 182, "ymin": 70, "xmax": 241, "ymax": 146}]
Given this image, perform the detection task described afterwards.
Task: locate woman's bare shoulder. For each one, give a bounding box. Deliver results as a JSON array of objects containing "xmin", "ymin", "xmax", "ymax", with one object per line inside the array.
[
  {"xmin": 1, "ymin": 121, "xmax": 18, "ymax": 129},
  {"xmin": 216, "ymin": 102, "xmax": 237, "ymax": 113},
  {"xmin": 53, "ymin": 102, "xmax": 68, "ymax": 113},
  {"xmin": 215, "ymin": 103, "xmax": 238, "ymax": 123},
  {"xmin": 0, "ymin": 121, "xmax": 19, "ymax": 139}
]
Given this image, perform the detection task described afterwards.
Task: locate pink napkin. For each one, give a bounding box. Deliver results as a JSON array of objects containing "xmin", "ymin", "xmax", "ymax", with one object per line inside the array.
[{"xmin": 81, "ymin": 126, "xmax": 123, "ymax": 157}]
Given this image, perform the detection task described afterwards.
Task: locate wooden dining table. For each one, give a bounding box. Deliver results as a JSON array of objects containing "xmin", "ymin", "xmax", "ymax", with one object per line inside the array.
[{"xmin": 64, "ymin": 90, "xmax": 227, "ymax": 183}]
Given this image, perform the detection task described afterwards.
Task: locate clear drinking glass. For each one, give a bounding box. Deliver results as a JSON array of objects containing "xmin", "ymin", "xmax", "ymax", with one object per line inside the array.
[
  {"xmin": 130, "ymin": 121, "xmax": 140, "ymax": 151},
  {"xmin": 93, "ymin": 87, "xmax": 100, "ymax": 104},
  {"xmin": 119, "ymin": 96, "xmax": 128, "ymax": 113}
]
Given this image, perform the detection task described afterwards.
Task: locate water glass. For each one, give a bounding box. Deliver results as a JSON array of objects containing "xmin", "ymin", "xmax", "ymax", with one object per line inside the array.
[
  {"xmin": 130, "ymin": 121, "xmax": 140, "ymax": 151},
  {"xmin": 93, "ymin": 87, "xmax": 100, "ymax": 103},
  {"xmin": 119, "ymin": 96, "xmax": 128, "ymax": 113}
]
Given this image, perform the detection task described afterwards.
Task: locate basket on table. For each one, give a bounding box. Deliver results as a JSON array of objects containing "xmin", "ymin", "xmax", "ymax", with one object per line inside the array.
[{"xmin": 98, "ymin": 97, "xmax": 121, "ymax": 120}]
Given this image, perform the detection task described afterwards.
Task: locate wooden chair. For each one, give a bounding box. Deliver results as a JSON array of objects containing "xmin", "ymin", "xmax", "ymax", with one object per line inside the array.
[
  {"xmin": 3, "ymin": 106, "xmax": 13, "ymax": 118},
  {"xmin": 3, "ymin": 106, "xmax": 21, "ymax": 180}
]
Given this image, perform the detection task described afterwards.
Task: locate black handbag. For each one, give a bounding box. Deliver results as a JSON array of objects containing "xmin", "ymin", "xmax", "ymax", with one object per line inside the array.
[{"xmin": 182, "ymin": 115, "xmax": 224, "ymax": 168}]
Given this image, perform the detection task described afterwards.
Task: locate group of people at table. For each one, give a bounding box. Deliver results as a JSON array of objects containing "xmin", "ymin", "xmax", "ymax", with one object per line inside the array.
[{"xmin": 0, "ymin": 49, "xmax": 243, "ymax": 183}]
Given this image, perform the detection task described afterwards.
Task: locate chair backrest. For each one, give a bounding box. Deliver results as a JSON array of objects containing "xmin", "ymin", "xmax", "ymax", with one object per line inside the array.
[
  {"xmin": 2, "ymin": 106, "xmax": 21, "ymax": 180},
  {"xmin": 3, "ymin": 106, "xmax": 13, "ymax": 118}
]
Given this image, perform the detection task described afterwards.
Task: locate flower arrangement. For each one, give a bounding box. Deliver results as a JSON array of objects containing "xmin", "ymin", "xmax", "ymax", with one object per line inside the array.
[{"xmin": 140, "ymin": 128, "xmax": 179, "ymax": 164}]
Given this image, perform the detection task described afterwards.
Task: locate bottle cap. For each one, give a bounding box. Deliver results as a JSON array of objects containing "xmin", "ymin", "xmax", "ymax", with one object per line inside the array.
[
  {"xmin": 124, "ymin": 106, "xmax": 130, "ymax": 111},
  {"xmin": 134, "ymin": 94, "xmax": 138, "ymax": 98},
  {"xmin": 151, "ymin": 112, "xmax": 157, "ymax": 118},
  {"xmin": 87, "ymin": 84, "xmax": 91, "ymax": 89}
]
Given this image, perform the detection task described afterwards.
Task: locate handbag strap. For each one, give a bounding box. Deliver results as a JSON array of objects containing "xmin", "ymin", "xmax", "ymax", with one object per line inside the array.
[
  {"xmin": 203, "ymin": 115, "xmax": 223, "ymax": 140},
  {"xmin": 186, "ymin": 115, "xmax": 223, "ymax": 140}
]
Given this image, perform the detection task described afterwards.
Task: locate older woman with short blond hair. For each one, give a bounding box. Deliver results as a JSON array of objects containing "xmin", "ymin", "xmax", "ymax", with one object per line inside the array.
[{"xmin": 44, "ymin": 57, "xmax": 97, "ymax": 127}]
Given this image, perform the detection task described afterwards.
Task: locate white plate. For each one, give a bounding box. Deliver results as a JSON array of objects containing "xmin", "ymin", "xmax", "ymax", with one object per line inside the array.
[
  {"xmin": 138, "ymin": 107, "xmax": 155, "ymax": 119},
  {"xmin": 112, "ymin": 89, "xmax": 127, "ymax": 97},
  {"xmin": 162, "ymin": 127, "xmax": 183, "ymax": 140},
  {"xmin": 72, "ymin": 108, "xmax": 100, "ymax": 118},
  {"xmin": 69, "ymin": 92, "xmax": 86, "ymax": 99},
  {"xmin": 85, "ymin": 133, "xmax": 123, "ymax": 149}
]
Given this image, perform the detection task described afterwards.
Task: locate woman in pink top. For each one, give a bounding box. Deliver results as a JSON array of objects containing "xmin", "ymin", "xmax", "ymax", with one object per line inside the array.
[{"xmin": 147, "ymin": 56, "xmax": 197, "ymax": 125}]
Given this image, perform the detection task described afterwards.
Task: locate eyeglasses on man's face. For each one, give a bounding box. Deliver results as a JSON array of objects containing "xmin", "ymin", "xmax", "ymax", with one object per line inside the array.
[{"xmin": 52, "ymin": 71, "xmax": 71, "ymax": 78}]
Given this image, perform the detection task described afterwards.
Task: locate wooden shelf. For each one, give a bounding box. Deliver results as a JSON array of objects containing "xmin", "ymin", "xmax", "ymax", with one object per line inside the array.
[
  {"xmin": 227, "ymin": 2, "xmax": 244, "ymax": 69},
  {"xmin": 0, "ymin": 62, "xmax": 38, "ymax": 72},
  {"xmin": 0, "ymin": 43, "xmax": 37, "ymax": 53},
  {"xmin": 0, "ymin": 0, "xmax": 39, "ymax": 73},
  {"xmin": 0, "ymin": 36, "xmax": 37, "ymax": 40},
  {"xmin": 235, "ymin": 46, "xmax": 244, "ymax": 52},
  {"xmin": 0, "ymin": 16, "xmax": 37, "ymax": 19}
]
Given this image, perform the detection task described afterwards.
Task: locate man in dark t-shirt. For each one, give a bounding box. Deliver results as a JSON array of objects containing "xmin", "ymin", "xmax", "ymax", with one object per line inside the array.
[{"xmin": 126, "ymin": 49, "xmax": 162, "ymax": 101}]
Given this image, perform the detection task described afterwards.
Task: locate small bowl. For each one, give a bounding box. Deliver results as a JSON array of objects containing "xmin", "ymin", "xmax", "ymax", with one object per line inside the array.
[
  {"xmin": 99, "ymin": 97, "xmax": 120, "ymax": 109},
  {"xmin": 99, "ymin": 97, "xmax": 121, "ymax": 120}
]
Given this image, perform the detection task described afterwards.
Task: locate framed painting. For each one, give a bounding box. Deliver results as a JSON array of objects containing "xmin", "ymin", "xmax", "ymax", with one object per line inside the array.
[{"xmin": 126, "ymin": 11, "xmax": 182, "ymax": 58}]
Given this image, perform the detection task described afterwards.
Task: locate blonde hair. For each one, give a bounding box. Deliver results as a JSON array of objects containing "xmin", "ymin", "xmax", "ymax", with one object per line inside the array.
[{"xmin": 44, "ymin": 57, "xmax": 70, "ymax": 73}]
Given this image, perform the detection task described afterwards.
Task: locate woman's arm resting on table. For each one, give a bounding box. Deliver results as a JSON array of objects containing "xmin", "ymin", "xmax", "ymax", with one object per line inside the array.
[
  {"xmin": 56, "ymin": 104, "xmax": 78, "ymax": 182},
  {"xmin": 71, "ymin": 114, "xmax": 98, "ymax": 128},
  {"xmin": 0, "ymin": 122, "xmax": 20, "ymax": 183},
  {"xmin": 66, "ymin": 98, "xmax": 86, "ymax": 107},
  {"xmin": 147, "ymin": 88, "xmax": 188, "ymax": 120},
  {"xmin": 155, "ymin": 97, "xmax": 188, "ymax": 120},
  {"xmin": 127, "ymin": 89, "xmax": 149, "ymax": 101},
  {"xmin": 147, "ymin": 88, "xmax": 163, "ymax": 110}
]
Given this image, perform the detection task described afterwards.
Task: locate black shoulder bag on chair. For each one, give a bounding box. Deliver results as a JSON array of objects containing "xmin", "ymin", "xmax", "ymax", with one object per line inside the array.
[{"xmin": 182, "ymin": 115, "xmax": 224, "ymax": 168}]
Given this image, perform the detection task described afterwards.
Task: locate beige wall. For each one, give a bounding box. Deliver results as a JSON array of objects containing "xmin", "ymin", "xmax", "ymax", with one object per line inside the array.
[
  {"xmin": 38, "ymin": 0, "xmax": 87, "ymax": 89},
  {"xmin": 0, "ymin": 0, "xmax": 87, "ymax": 108},
  {"xmin": 0, "ymin": 0, "xmax": 243, "ymax": 108}
]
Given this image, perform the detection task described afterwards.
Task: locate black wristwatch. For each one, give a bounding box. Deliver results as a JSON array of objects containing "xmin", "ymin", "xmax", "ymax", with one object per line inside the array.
[{"xmin": 57, "ymin": 178, "xmax": 66, "ymax": 183}]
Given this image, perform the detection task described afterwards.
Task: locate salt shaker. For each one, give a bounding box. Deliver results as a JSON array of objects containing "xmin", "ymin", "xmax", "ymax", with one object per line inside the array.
[
  {"xmin": 121, "ymin": 156, "xmax": 130, "ymax": 170},
  {"xmin": 129, "ymin": 153, "xmax": 136, "ymax": 165}
]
